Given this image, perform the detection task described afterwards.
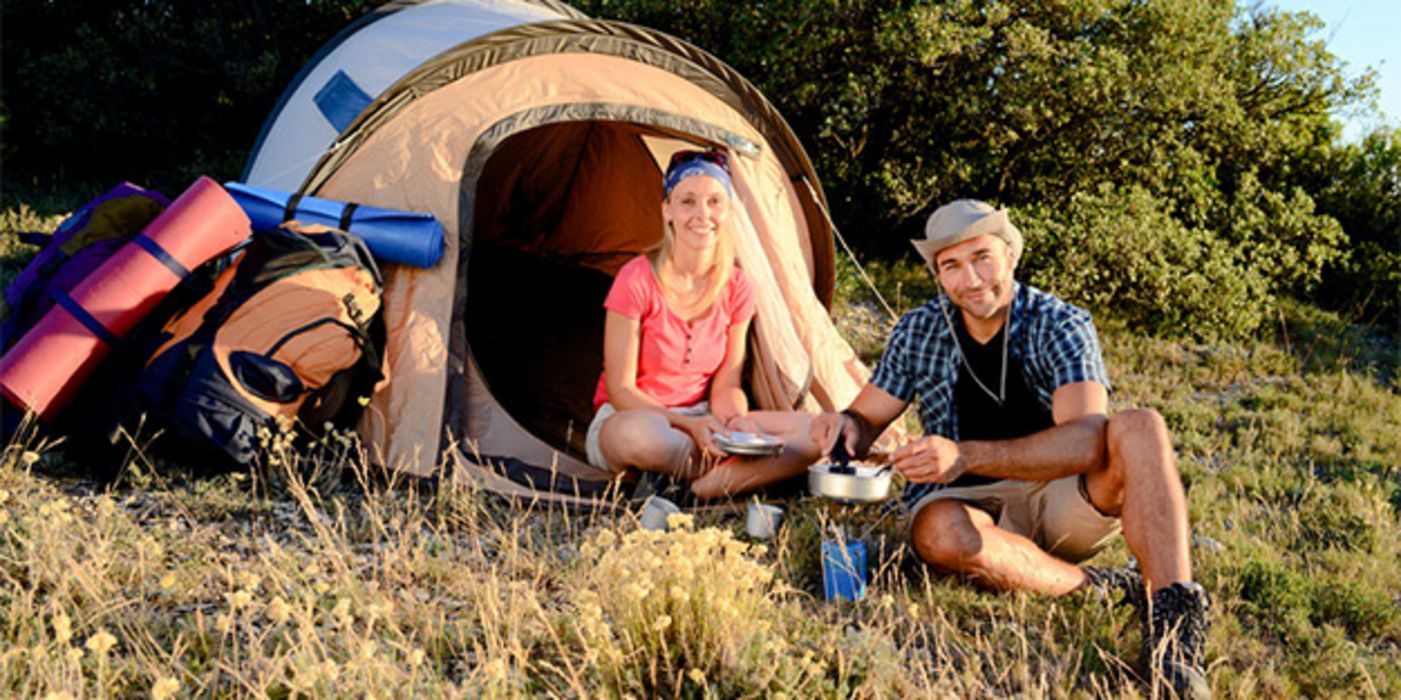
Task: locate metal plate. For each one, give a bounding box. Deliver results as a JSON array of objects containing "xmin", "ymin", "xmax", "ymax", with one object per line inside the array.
[{"xmin": 714, "ymin": 432, "xmax": 784, "ymax": 456}]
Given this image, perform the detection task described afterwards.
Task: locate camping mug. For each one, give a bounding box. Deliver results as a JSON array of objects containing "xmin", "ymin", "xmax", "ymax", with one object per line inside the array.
[
  {"xmin": 745, "ymin": 503, "xmax": 784, "ymax": 540},
  {"xmin": 821, "ymin": 539, "xmax": 868, "ymax": 602},
  {"xmin": 639, "ymin": 495, "xmax": 681, "ymax": 531}
]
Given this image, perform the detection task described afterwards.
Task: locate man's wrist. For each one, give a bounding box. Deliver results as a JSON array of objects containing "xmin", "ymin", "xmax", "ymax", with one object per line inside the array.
[{"xmin": 839, "ymin": 408, "xmax": 867, "ymax": 449}]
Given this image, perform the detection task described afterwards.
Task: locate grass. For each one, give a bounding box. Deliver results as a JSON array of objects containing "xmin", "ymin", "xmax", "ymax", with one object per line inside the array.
[{"xmin": 2, "ymin": 202, "xmax": 1399, "ymax": 697}]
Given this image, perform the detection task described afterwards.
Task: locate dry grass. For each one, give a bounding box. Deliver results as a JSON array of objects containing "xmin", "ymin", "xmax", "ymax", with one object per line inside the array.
[{"xmin": 2, "ymin": 206, "xmax": 1399, "ymax": 697}]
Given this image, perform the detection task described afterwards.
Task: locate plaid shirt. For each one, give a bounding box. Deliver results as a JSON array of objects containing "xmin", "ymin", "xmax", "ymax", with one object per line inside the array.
[{"xmin": 868, "ymin": 282, "xmax": 1111, "ymax": 509}]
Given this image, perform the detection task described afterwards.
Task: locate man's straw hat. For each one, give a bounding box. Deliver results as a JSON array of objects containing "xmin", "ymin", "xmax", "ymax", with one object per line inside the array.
[{"xmin": 911, "ymin": 199, "xmax": 1023, "ymax": 266}]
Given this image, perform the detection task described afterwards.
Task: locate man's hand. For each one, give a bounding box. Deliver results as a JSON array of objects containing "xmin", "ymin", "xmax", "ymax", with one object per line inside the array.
[
  {"xmin": 891, "ymin": 435, "xmax": 966, "ymax": 483},
  {"xmin": 811, "ymin": 411, "xmax": 859, "ymax": 459}
]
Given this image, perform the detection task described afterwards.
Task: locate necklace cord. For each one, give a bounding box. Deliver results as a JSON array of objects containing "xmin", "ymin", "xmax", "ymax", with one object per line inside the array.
[{"xmin": 938, "ymin": 296, "xmax": 1008, "ymax": 406}]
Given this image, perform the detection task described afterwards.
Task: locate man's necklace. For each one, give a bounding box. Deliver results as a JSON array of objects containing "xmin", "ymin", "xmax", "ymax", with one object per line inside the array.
[{"xmin": 939, "ymin": 298, "xmax": 1008, "ymax": 406}]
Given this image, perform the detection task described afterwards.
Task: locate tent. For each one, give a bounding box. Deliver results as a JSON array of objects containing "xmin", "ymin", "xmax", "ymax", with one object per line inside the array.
[{"xmin": 242, "ymin": 0, "xmax": 881, "ymax": 484}]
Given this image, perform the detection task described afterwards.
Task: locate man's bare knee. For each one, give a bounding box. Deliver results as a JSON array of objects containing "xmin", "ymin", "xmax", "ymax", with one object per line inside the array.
[
  {"xmin": 911, "ymin": 500, "xmax": 988, "ymax": 571},
  {"xmin": 1107, "ymin": 408, "xmax": 1169, "ymax": 455}
]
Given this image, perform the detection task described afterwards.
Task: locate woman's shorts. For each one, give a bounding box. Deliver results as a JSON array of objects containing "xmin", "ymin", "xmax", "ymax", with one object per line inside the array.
[
  {"xmin": 908, "ymin": 474, "xmax": 1121, "ymax": 563},
  {"xmin": 584, "ymin": 401, "xmax": 710, "ymax": 473}
]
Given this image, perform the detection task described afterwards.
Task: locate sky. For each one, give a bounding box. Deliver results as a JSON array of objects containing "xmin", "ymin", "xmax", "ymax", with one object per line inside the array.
[{"xmin": 1268, "ymin": 0, "xmax": 1400, "ymax": 141}]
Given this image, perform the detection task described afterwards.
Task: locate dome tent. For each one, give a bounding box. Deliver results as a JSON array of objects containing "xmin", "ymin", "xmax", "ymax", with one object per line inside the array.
[{"xmin": 242, "ymin": 0, "xmax": 878, "ymax": 487}]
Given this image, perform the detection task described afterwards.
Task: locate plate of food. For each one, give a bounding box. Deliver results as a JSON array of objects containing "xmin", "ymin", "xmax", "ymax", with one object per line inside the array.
[{"xmin": 714, "ymin": 431, "xmax": 785, "ymax": 456}]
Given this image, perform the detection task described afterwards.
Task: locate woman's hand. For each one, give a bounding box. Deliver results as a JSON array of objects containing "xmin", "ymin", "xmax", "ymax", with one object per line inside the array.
[
  {"xmin": 725, "ymin": 414, "xmax": 763, "ymax": 435},
  {"xmin": 676, "ymin": 412, "xmax": 727, "ymax": 458}
]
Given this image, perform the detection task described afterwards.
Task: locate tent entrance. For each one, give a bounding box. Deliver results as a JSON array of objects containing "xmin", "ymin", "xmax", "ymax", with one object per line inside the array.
[{"xmin": 466, "ymin": 120, "xmax": 711, "ymax": 459}]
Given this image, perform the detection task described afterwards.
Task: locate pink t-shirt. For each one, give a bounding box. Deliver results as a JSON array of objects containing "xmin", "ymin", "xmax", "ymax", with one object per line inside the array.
[{"xmin": 593, "ymin": 255, "xmax": 756, "ymax": 409}]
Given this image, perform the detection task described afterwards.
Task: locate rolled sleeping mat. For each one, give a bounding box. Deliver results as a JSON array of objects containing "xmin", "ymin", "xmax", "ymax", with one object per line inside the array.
[
  {"xmin": 2, "ymin": 182, "xmax": 170, "ymax": 323},
  {"xmin": 0, "ymin": 176, "xmax": 252, "ymax": 419},
  {"xmin": 224, "ymin": 182, "xmax": 445, "ymax": 269}
]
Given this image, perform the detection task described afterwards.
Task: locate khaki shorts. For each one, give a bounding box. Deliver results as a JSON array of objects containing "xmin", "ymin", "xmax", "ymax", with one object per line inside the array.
[
  {"xmin": 584, "ymin": 401, "xmax": 709, "ymax": 473},
  {"xmin": 908, "ymin": 474, "xmax": 1121, "ymax": 563}
]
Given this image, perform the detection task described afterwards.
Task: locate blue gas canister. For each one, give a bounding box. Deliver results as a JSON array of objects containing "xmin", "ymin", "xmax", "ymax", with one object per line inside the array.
[{"xmin": 821, "ymin": 539, "xmax": 868, "ymax": 602}]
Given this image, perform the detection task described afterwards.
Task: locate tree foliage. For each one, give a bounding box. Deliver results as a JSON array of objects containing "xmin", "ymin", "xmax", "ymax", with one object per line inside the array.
[
  {"xmin": 2, "ymin": 0, "xmax": 1393, "ymax": 340},
  {"xmin": 578, "ymin": 0, "xmax": 1388, "ymax": 340},
  {"xmin": 1, "ymin": 0, "xmax": 376, "ymax": 195}
]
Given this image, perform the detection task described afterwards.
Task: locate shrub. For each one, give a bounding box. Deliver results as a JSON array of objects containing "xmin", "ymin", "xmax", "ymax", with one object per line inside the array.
[
  {"xmin": 570, "ymin": 517, "xmax": 806, "ymax": 696},
  {"xmin": 1017, "ymin": 183, "xmax": 1271, "ymax": 341},
  {"xmin": 1237, "ymin": 557, "xmax": 1313, "ymax": 643}
]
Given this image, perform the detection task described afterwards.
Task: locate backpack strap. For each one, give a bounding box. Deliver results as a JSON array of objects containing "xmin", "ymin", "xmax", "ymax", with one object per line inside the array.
[
  {"xmin": 130, "ymin": 234, "xmax": 191, "ymax": 278},
  {"xmin": 282, "ymin": 194, "xmax": 303, "ymax": 223},
  {"xmin": 338, "ymin": 203, "xmax": 359, "ymax": 232},
  {"xmin": 49, "ymin": 289, "xmax": 118, "ymax": 345}
]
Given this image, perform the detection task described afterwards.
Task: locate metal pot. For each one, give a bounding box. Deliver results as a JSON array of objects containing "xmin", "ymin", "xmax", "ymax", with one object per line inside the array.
[{"xmin": 808, "ymin": 462, "xmax": 892, "ymax": 504}]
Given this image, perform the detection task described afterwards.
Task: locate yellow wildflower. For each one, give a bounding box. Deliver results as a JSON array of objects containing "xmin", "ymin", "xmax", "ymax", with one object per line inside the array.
[
  {"xmin": 226, "ymin": 589, "xmax": 253, "ymax": 608},
  {"xmin": 332, "ymin": 596, "xmax": 352, "ymax": 621},
  {"xmin": 85, "ymin": 629, "xmax": 117, "ymax": 656},
  {"xmin": 151, "ymin": 677, "xmax": 181, "ymax": 700},
  {"xmin": 687, "ymin": 668, "xmax": 707, "ymax": 685},
  {"xmin": 52, "ymin": 612, "xmax": 72, "ymax": 645},
  {"xmin": 236, "ymin": 571, "xmax": 262, "ymax": 590},
  {"xmin": 266, "ymin": 597, "xmax": 291, "ymax": 624}
]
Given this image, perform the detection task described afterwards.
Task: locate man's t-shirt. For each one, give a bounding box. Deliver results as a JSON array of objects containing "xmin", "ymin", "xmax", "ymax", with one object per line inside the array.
[{"xmin": 950, "ymin": 321, "xmax": 1056, "ymax": 487}]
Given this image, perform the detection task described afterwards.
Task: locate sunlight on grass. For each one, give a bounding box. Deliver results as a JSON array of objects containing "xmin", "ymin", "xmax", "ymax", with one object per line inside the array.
[{"xmin": 1, "ymin": 211, "xmax": 1398, "ymax": 697}]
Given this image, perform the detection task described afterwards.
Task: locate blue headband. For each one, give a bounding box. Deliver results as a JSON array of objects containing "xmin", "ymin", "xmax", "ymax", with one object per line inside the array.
[{"xmin": 662, "ymin": 161, "xmax": 733, "ymax": 198}]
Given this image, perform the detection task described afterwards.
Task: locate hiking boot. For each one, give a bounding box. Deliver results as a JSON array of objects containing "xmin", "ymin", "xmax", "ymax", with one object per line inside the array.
[
  {"xmin": 1142, "ymin": 581, "xmax": 1213, "ymax": 700},
  {"xmin": 1083, "ymin": 565, "xmax": 1146, "ymax": 609}
]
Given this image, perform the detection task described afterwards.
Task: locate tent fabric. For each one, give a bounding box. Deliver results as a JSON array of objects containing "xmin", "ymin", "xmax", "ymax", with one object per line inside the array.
[
  {"xmin": 245, "ymin": 0, "xmax": 585, "ymax": 191},
  {"xmin": 243, "ymin": 0, "xmax": 894, "ymax": 483}
]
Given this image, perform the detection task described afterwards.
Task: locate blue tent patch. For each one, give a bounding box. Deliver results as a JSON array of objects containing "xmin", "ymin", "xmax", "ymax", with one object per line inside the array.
[{"xmin": 314, "ymin": 70, "xmax": 372, "ymax": 133}]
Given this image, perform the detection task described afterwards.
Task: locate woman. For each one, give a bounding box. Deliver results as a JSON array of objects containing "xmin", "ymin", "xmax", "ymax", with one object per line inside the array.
[{"xmin": 585, "ymin": 149, "xmax": 816, "ymax": 499}]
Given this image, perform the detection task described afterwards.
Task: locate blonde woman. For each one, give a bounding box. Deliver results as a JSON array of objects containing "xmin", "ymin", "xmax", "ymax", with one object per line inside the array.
[{"xmin": 585, "ymin": 150, "xmax": 817, "ymax": 498}]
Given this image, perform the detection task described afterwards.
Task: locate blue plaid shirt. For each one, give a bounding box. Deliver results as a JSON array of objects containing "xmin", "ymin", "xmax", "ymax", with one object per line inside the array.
[{"xmin": 868, "ymin": 282, "xmax": 1111, "ymax": 509}]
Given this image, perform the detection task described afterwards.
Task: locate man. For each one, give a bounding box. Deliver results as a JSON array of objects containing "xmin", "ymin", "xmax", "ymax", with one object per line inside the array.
[{"xmin": 812, "ymin": 200, "xmax": 1211, "ymax": 699}]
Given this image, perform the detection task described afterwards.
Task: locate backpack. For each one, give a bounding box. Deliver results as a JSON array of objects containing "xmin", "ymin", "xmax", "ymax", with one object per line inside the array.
[
  {"xmin": 1, "ymin": 183, "xmax": 169, "ymax": 351},
  {"xmin": 126, "ymin": 223, "xmax": 385, "ymax": 471}
]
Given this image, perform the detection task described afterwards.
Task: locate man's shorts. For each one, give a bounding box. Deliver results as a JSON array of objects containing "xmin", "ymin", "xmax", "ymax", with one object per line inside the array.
[
  {"xmin": 908, "ymin": 474, "xmax": 1121, "ymax": 563},
  {"xmin": 584, "ymin": 401, "xmax": 710, "ymax": 473}
]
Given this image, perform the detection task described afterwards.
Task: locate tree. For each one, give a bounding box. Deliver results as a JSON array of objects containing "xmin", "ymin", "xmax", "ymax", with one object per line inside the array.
[{"xmin": 1, "ymin": 0, "xmax": 376, "ymax": 197}]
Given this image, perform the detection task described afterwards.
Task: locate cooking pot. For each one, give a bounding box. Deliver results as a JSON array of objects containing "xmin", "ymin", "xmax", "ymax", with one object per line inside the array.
[{"xmin": 807, "ymin": 462, "xmax": 892, "ymax": 504}]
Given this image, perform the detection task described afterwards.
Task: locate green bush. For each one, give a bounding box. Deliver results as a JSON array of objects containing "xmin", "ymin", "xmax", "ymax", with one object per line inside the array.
[
  {"xmin": 1312, "ymin": 576, "xmax": 1401, "ymax": 640},
  {"xmin": 1017, "ymin": 183, "xmax": 1270, "ymax": 341},
  {"xmin": 1237, "ymin": 557, "xmax": 1313, "ymax": 642}
]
